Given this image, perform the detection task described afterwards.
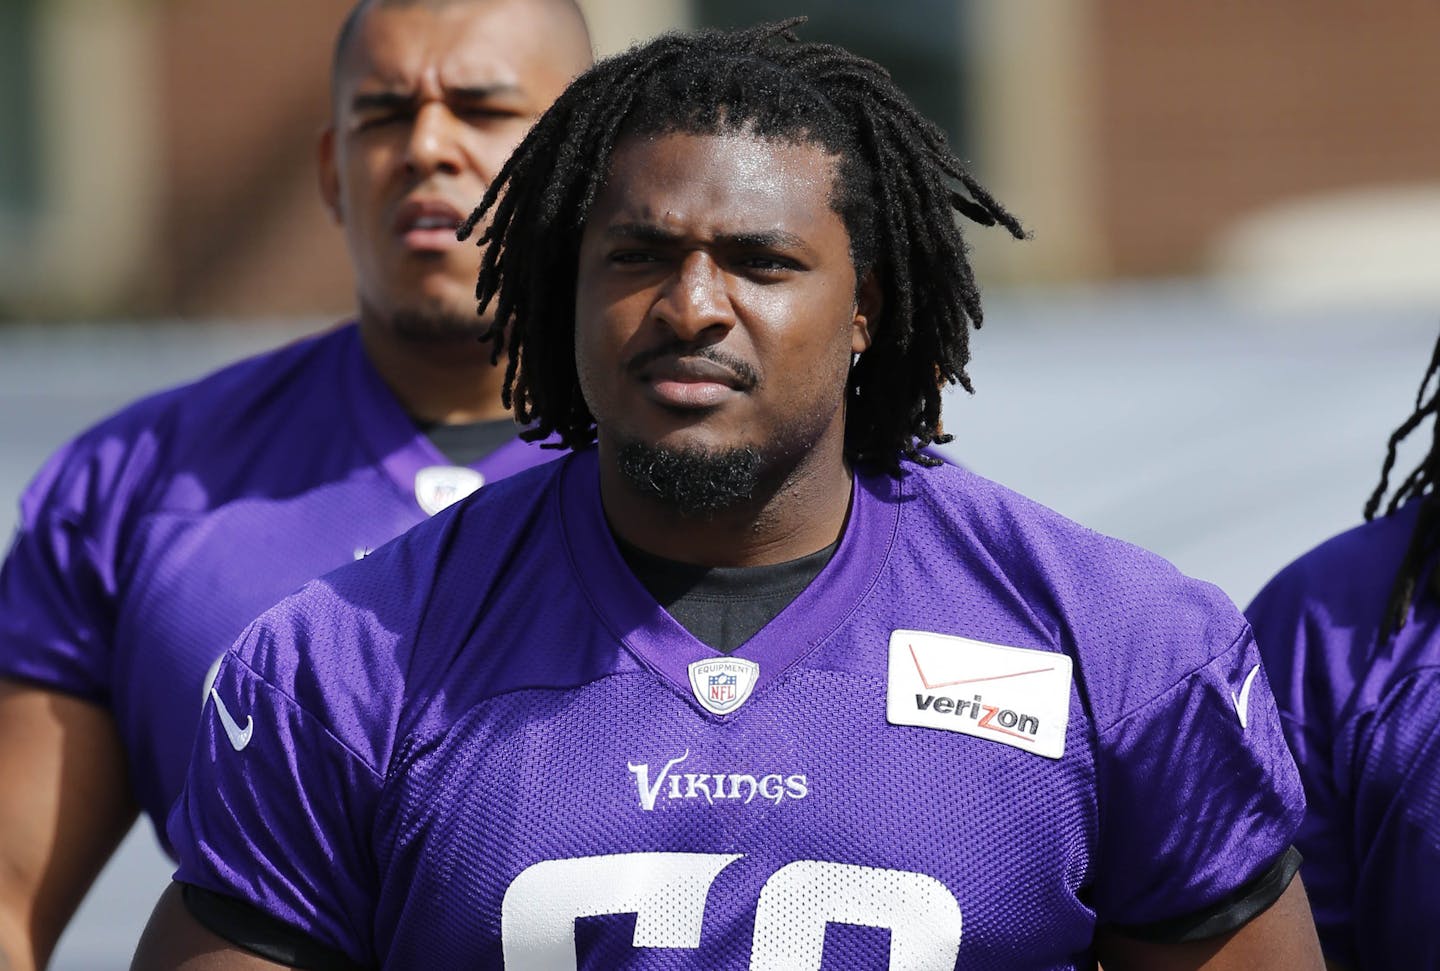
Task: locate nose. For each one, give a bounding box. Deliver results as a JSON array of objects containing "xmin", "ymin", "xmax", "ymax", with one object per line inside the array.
[
  {"xmin": 652, "ymin": 251, "xmax": 735, "ymax": 342},
  {"xmin": 403, "ymin": 102, "xmax": 464, "ymax": 178}
]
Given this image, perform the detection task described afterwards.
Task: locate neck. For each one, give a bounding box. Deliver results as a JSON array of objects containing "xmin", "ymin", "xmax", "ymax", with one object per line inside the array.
[
  {"xmin": 597, "ymin": 437, "xmax": 853, "ymax": 568},
  {"xmin": 358, "ymin": 313, "xmax": 510, "ymax": 424}
]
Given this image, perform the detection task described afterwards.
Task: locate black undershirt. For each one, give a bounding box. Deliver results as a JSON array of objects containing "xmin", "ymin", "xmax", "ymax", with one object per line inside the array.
[
  {"xmin": 413, "ymin": 417, "xmax": 517, "ymax": 466},
  {"xmin": 614, "ymin": 535, "xmax": 838, "ymax": 652}
]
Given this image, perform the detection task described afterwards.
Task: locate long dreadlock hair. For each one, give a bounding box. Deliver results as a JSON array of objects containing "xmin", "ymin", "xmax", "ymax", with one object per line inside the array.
[
  {"xmin": 1364, "ymin": 329, "xmax": 1440, "ymax": 639},
  {"xmin": 458, "ymin": 19, "xmax": 1025, "ymax": 475}
]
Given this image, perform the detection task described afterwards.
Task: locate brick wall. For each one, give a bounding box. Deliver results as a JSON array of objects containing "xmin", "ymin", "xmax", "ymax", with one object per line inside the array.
[
  {"xmin": 157, "ymin": 0, "xmax": 354, "ymax": 316},
  {"xmin": 142, "ymin": 2, "xmax": 1440, "ymax": 313},
  {"xmin": 1093, "ymin": 2, "xmax": 1440, "ymax": 276}
]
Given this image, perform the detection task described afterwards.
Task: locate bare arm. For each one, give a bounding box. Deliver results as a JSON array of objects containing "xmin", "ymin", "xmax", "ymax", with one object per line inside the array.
[
  {"xmin": 0, "ymin": 679, "xmax": 138, "ymax": 971},
  {"xmin": 131, "ymin": 884, "xmax": 287, "ymax": 971},
  {"xmin": 1095, "ymin": 876, "xmax": 1324, "ymax": 971}
]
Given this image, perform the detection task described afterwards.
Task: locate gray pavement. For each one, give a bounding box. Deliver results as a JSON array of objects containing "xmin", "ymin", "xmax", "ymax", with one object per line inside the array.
[{"xmin": 0, "ymin": 289, "xmax": 1433, "ymax": 967}]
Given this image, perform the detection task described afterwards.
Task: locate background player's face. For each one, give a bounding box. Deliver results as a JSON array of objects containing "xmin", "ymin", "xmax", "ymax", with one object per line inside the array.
[
  {"xmin": 321, "ymin": 0, "xmax": 585, "ymax": 336},
  {"xmin": 575, "ymin": 131, "xmax": 878, "ymax": 475}
]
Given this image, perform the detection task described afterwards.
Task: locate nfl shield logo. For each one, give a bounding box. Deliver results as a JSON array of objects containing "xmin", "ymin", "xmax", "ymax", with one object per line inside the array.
[
  {"xmin": 688, "ymin": 658, "xmax": 759, "ymax": 715},
  {"xmin": 415, "ymin": 465, "xmax": 485, "ymax": 516},
  {"xmin": 709, "ymin": 673, "xmax": 736, "ymax": 704}
]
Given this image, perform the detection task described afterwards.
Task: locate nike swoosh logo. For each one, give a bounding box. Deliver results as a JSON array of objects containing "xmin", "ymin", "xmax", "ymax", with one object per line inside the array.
[
  {"xmin": 1231, "ymin": 664, "xmax": 1261, "ymax": 730},
  {"xmin": 210, "ymin": 686, "xmax": 254, "ymax": 751}
]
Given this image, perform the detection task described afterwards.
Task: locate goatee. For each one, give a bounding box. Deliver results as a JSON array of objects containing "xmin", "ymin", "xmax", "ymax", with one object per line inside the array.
[{"xmin": 617, "ymin": 442, "xmax": 762, "ymax": 518}]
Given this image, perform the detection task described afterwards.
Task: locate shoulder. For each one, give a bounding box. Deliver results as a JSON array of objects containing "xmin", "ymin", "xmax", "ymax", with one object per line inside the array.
[
  {"xmin": 231, "ymin": 454, "xmax": 571, "ymax": 768},
  {"xmin": 901, "ymin": 460, "xmax": 1241, "ymax": 629},
  {"xmin": 897, "ymin": 462, "xmax": 1249, "ymax": 727},
  {"xmin": 110, "ymin": 324, "xmax": 356, "ymax": 455},
  {"xmin": 1249, "ymin": 507, "xmax": 1415, "ymax": 641},
  {"xmin": 72, "ymin": 324, "xmax": 348, "ymax": 448},
  {"xmin": 1246, "ymin": 507, "xmax": 1428, "ymax": 715},
  {"xmin": 18, "ymin": 326, "xmax": 355, "ymax": 524},
  {"xmin": 889, "ymin": 463, "xmax": 1305, "ymax": 923}
]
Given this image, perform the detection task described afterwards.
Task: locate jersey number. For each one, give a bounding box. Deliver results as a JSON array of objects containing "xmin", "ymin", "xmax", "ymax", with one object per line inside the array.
[{"xmin": 500, "ymin": 852, "xmax": 962, "ymax": 969}]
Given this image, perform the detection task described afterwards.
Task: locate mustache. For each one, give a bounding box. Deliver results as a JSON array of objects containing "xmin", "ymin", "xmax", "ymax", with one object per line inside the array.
[{"xmin": 625, "ymin": 342, "xmax": 761, "ymax": 391}]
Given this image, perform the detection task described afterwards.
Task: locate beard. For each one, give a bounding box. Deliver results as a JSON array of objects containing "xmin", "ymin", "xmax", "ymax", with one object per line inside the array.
[
  {"xmin": 387, "ymin": 308, "xmax": 491, "ymax": 343},
  {"xmin": 616, "ymin": 441, "xmax": 764, "ymax": 518}
]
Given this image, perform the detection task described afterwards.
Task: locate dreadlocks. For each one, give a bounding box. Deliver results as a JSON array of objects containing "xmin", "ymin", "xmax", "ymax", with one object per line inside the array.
[
  {"xmin": 1364, "ymin": 330, "xmax": 1440, "ymax": 638},
  {"xmin": 459, "ymin": 19, "xmax": 1024, "ymax": 475}
]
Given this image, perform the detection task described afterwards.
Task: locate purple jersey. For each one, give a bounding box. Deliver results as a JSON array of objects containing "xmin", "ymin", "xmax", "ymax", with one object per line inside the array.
[
  {"xmin": 1248, "ymin": 501, "xmax": 1440, "ymax": 969},
  {"xmin": 171, "ymin": 452, "xmax": 1302, "ymax": 968},
  {"xmin": 0, "ymin": 323, "xmax": 558, "ymax": 847}
]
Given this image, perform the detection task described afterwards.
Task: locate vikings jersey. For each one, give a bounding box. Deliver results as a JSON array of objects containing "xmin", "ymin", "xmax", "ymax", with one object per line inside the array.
[
  {"xmin": 171, "ymin": 451, "xmax": 1303, "ymax": 969},
  {"xmin": 0, "ymin": 323, "xmax": 558, "ymax": 846},
  {"xmin": 1248, "ymin": 502, "xmax": 1440, "ymax": 970}
]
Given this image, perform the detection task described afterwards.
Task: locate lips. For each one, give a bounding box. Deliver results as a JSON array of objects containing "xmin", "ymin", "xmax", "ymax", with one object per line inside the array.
[
  {"xmin": 393, "ymin": 198, "xmax": 465, "ymax": 252},
  {"xmin": 644, "ymin": 357, "xmax": 743, "ymax": 386},
  {"xmin": 638, "ymin": 355, "xmax": 750, "ymax": 409}
]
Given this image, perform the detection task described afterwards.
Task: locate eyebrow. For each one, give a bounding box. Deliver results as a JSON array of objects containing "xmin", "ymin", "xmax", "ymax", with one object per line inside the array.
[
  {"xmin": 350, "ymin": 84, "xmax": 522, "ymax": 112},
  {"xmin": 351, "ymin": 91, "xmax": 414, "ymax": 113},
  {"xmin": 604, "ymin": 222, "xmax": 809, "ymax": 251}
]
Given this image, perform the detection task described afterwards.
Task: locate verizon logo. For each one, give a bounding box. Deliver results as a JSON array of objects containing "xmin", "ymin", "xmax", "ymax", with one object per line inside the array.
[
  {"xmin": 887, "ymin": 629, "xmax": 1073, "ymax": 759},
  {"xmin": 914, "ymin": 692, "xmax": 1041, "ymax": 739}
]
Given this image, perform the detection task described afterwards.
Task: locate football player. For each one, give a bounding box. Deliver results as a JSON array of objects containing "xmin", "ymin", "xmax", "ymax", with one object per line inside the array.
[
  {"xmin": 136, "ymin": 21, "xmax": 1323, "ymax": 969},
  {"xmin": 0, "ymin": 1, "xmax": 590, "ymax": 967},
  {"xmin": 1247, "ymin": 330, "xmax": 1440, "ymax": 970}
]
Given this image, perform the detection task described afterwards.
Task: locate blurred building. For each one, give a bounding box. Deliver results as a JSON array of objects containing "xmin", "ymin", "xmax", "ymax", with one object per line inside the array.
[{"xmin": 2, "ymin": 0, "xmax": 1437, "ymax": 320}]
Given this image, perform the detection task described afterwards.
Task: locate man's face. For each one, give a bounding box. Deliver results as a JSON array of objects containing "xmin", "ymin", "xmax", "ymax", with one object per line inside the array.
[
  {"xmin": 575, "ymin": 131, "xmax": 879, "ymax": 492},
  {"xmin": 321, "ymin": 0, "xmax": 586, "ymax": 338}
]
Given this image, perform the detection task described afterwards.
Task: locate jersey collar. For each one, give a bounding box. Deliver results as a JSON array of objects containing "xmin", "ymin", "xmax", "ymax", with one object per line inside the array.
[
  {"xmin": 557, "ymin": 448, "xmax": 901, "ymax": 716},
  {"xmin": 339, "ymin": 321, "xmax": 545, "ymax": 510}
]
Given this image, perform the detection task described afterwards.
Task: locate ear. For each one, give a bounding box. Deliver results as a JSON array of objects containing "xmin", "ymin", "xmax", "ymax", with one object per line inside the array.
[
  {"xmin": 317, "ymin": 125, "xmax": 343, "ymax": 224},
  {"xmin": 850, "ymin": 270, "xmax": 882, "ymax": 354}
]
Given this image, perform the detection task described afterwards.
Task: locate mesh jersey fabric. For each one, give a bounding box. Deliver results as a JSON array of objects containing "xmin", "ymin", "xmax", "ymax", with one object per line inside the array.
[
  {"xmin": 171, "ymin": 450, "xmax": 1304, "ymax": 969},
  {"xmin": 0, "ymin": 322, "xmax": 560, "ymax": 846},
  {"xmin": 1247, "ymin": 500, "xmax": 1440, "ymax": 970}
]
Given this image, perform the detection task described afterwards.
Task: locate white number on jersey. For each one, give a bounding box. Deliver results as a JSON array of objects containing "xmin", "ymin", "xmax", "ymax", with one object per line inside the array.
[{"xmin": 500, "ymin": 851, "xmax": 963, "ymax": 970}]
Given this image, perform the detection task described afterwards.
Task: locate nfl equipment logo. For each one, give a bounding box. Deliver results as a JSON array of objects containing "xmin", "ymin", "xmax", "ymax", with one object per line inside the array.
[
  {"xmin": 414, "ymin": 466, "xmax": 485, "ymax": 516},
  {"xmin": 688, "ymin": 658, "xmax": 759, "ymax": 715},
  {"xmin": 708, "ymin": 673, "xmax": 737, "ymax": 704}
]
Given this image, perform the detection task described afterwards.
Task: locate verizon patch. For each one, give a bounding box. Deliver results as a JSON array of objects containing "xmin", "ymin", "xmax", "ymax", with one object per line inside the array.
[{"xmin": 887, "ymin": 629, "xmax": 1072, "ymax": 759}]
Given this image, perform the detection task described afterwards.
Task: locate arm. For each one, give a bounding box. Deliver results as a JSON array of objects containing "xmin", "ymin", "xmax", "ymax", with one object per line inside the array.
[
  {"xmin": 160, "ymin": 633, "xmax": 389, "ymax": 971},
  {"xmin": 1246, "ymin": 566, "xmax": 1360, "ymax": 964},
  {"xmin": 1084, "ymin": 594, "xmax": 1317, "ymax": 965},
  {"xmin": 0, "ymin": 680, "xmax": 137, "ymax": 971},
  {"xmin": 131, "ymin": 884, "xmax": 286, "ymax": 971},
  {"xmin": 1096, "ymin": 875, "xmax": 1323, "ymax": 970}
]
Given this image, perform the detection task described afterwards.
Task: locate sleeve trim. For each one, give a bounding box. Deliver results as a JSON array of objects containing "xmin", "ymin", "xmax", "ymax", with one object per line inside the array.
[
  {"xmin": 182, "ymin": 883, "xmax": 367, "ymax": 971},
  {"xmin": 1109, "ymin": 845, "xmax": 1302, "ymax": 943}
]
